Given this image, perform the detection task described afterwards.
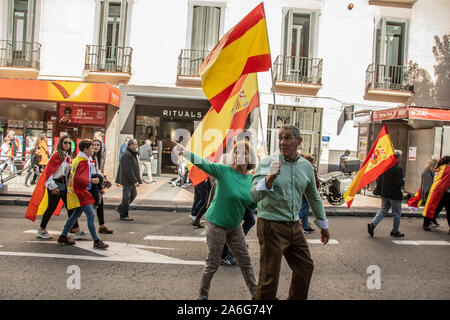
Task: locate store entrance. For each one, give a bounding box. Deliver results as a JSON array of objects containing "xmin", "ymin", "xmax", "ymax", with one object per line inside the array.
[{"xmin": 161, "ymin": 120, "xmax": 194, "ymax": 174}]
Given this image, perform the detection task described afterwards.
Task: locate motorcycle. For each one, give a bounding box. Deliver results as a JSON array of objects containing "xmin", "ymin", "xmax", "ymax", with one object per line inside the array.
[{"xmin": 318, "ymin": 157, "xmax": 360, "ymax": 205}]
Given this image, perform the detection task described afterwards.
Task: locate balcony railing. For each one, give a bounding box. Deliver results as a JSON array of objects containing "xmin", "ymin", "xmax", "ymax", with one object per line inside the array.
[
  {"xmin": 0, "ymin": 40, "xmax": 41, "ymax": 69},
  {"xmin": 84, "ymin": 45, "xmax": 132, "ymax": 73},
  {"xmin": 274, "ymin": 55, "xmax": 323, "ymax": 85},
  {"xmin": 177, "ymin": 49, "xmax": 209, "ymax": 77},
  {"xmin": 366, "ymin": 63, "xmax": 413, "ymax": 91}
]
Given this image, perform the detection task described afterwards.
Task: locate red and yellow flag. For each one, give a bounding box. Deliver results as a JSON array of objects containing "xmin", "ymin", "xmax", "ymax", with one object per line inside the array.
[
  {"xmin": 422, "ymin": 164, "xmax": 450, "ymax": 219},
  {"xmin": 187, "ymin": 73, "xmax": 260, "ymax": 186},
  {"xmin": 199, "ymin": 2, "xmax": 271, "ymax": 113},
  {"xmin": 343, "ymin": 126, "xmax": 398, "ymax": 208}
]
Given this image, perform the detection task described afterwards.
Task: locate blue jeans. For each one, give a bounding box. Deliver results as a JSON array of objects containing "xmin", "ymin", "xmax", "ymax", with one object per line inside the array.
[
  {"xmin": 62, "ymin": 204, "xmax": 98, "ymax": 241},
  {"xmin": 298, "ymin": 197, "xmax": 311, "ymax": 230},
  {"xmin": 371, "ymin": 197, "xmax": 402, "ymax": 233}
]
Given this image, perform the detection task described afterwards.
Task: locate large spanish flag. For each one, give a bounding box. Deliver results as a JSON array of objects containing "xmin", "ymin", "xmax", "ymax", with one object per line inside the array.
[
  {"xmin": 343, "ymin": 126, "xmax": 398, "ymax": 208},
  {"xmin": 25, "ymin": 153, "xmax": 65, "ymax": 221},
  {"xmin": 422, "ymin": 164, "xmax": 450, "ymax": 219},
  {"xmin": 187, "ymin": 73, "xmax": 260, "ymax": 186},
  {"xmin": 200, "ymin": 2, "xmax": 271, "ymax": 113}
]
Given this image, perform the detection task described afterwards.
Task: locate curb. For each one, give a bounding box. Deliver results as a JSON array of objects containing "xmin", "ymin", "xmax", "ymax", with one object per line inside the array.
[{"xmin": 0, "ymin": 197, "xmax": 425, "ymax": 218}]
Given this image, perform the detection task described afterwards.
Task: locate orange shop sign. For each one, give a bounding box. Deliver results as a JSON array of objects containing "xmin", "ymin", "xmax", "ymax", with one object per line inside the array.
[{"xmin": 0, "ymin": 78, "xmax": 121, "ymax": 107}]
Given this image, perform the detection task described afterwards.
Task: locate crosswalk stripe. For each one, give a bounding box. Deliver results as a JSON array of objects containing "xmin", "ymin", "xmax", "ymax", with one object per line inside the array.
[
  {"xmin": 144, "ymin": 235, "xmax": 339, "ymax": 244},
  {"xmin": 393, "ymin": 240, "xmax": 450, "ymax": 246}
]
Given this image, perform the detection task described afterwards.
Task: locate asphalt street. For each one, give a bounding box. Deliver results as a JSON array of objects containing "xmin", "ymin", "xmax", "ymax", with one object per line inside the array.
[{"xmin": 0, "ymin": 205, "xmax": 449, "ymax": 300}]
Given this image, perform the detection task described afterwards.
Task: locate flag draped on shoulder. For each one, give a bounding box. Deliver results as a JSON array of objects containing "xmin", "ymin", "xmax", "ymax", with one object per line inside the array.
[
  {"xmin": 187, "ymin": 73, "xmax": 260, "ymax": 186},
  {"xmin": 343, "ymin": 125, "xmax": 398, "ymax": 208},
  {"xmin": 199, "ymin": 2, "xmax": 271, "ymax": 113},
  {"xmin": 25, "ymin": 153, "xmax": 65, "ymax": 221},
  {"xmin": 422, "ymin": 164, "xmax": 450, "ymax": 219}
]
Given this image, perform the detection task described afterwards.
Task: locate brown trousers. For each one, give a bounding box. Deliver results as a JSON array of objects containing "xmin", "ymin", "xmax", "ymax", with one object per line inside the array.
[{"xmin": 255, "ymin": 218, "xmax": 314, "ymax": 300}]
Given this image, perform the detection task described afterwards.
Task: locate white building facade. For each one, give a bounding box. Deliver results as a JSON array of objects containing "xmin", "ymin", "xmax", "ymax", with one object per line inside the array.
[{"xmin": 0, "ymin": 0, "xmax": 449, "ymax": 177}]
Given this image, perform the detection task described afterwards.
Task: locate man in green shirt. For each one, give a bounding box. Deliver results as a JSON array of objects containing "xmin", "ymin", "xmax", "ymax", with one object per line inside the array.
[{"xmin": 250, "ymin": 124, "xmax": 330, "ymax": 300}]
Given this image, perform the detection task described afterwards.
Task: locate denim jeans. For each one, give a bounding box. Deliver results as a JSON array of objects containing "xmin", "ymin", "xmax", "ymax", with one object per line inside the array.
[
  {"xmin": 61, "ymin": 204, "xmax": 98, "ymax": 241},
  {"xmin": 118, "ymin": 185, "xmax": 137, "ymax": 218},
  {"xmin": 298, "ymin": 197, "xmax": 311, "ymax": 230},
  {"xmin": 372, "ymin": 197, "xmax": 402, "ymax": 233}
]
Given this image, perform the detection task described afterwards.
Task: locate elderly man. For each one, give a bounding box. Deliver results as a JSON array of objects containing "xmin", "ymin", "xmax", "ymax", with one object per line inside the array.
[
  {"xmin": 250, "ymin": 124, "xmax": 330, "ymax": 300},
  {"xmin": 139, "ymin": 139, "xmax": 156, "ymax": 184},
  {"xmin": 368, "ymin": 150, "xmax": 405, "ymax": 237},
  {"xmin": 115, "ymin": 138, "xmax": 142, "ymax": 221}
]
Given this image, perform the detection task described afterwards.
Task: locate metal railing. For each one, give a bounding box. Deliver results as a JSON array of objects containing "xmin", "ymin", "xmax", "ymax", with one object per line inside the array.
[
  {"xmin": 177, "ymin": 49, "xmax": 209, "ymax": 77},
  {"xmin": 84, "ymin": 45, "xmax": 132, "ymax": 73},
  {"xmin": 0, "ymin": 40, "xmax": 41, "ymax": 69},
  {"xmin": 366, "ymin": 63, "xmax": 413, "ymax": 91},
  {"xmin": 273, "ymin": 55, "xmax": 323, "ymax": 84}
]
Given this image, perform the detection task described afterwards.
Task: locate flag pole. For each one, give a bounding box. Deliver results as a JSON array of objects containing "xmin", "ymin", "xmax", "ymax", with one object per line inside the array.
[{"xmin": 270, "ymin": 65, "xmax": 277, "ymax": 154}]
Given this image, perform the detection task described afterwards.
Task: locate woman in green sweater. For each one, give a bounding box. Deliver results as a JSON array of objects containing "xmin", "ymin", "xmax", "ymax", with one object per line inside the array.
[{"xmin": 173, "ymin": 140, "xmax": 257, "ymax": 300}]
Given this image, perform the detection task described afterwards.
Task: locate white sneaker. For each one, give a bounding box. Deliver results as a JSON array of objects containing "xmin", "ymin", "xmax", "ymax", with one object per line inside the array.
[
  {"xmin": 36, "ymin": 230, "xmax": 53, "ymax": 239},
  {"xmin": 189, "ymin": 214, "xmax": 196, "ymax": 222},
  {"xmin": 74, "ymin": 230, "xmax": 88, "ymax": 240}
]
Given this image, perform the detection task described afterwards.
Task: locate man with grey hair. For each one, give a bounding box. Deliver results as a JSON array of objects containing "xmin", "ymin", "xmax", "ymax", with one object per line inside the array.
[
  {"xmin": 115, "ymin": 138, "xmax": 142, "ymax": 221},
  {"xmin": 250, "ymin": 124, "xmax": 330, "ymax": 300},
  {"xmin": 368, "ymin": 149, "xmax": 405, "ymax": 237},
  {"xmin": 139, "ymin": 139, "xmax": 156, "ymax": 184}
]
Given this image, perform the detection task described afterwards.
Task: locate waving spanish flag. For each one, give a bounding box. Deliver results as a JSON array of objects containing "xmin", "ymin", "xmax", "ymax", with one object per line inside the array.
[
  {"xmin": 343, "ymin": 126, "xmax": 398, "ymax": 208},
  {"xmin": 422, "ymin": 164, "xmax": 450, "ymax": 219},
  {"xmin": 25, "ymin": 153, "xmax": 66, "ymax": 221},
  {"xmin": 200, "ymin": 2, "xmax": 271, "ymax": 113},
  {"xmin": 187, "ymin": 73, "xmax": 260, "ymax": 186}
]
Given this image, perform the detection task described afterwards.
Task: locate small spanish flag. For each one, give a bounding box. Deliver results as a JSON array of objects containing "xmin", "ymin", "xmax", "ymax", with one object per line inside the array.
[
  {"xmin": 422, "ymin": 164, "xmax": 450, "ymax": 219},
  {"xmin": 343, "ymin": 126, "xmax": 398, "ymax": 208},
  {"xmin": 199, "ymin": 2, "xmax": 271, "ymax": 113}
]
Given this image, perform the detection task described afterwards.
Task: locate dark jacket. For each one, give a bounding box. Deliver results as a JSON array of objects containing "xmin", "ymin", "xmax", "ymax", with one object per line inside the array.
[
  {"xmin": 115, "ymin": 148, "xmax": 142, "ymax": 186},
  {"xmin": 420, "ymin": 168, "xmax": 435, "ymax": 202},
  {"xmin": 375, "ymin": 164, "xmax": 404, "ymax": 200}
]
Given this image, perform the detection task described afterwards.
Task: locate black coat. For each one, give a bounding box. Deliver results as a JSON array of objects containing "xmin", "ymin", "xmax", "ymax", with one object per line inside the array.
[
  {"xmin": 375, "ymin": 164, "xmax": 404, "ymax": 200},
  {"xmin": 115, "ymin": 148, "xmax": 142, "ymax": 186}
]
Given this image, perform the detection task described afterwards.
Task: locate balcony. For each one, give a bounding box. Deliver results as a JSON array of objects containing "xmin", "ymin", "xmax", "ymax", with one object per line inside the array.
[
  {"xmin": 369, "ymin": 0, "xmax": 417, "ymax": 8},
  {"xmin": 365, "ymin": 63, "xmax": 413, "ymax": 101},
  {"xmin": 82, "ymin": 45, "xmax": 132, "ymax": 85},
  {"xmin": 176, "ymin": 49, "xmax": 209, "ymax": 87},
  {"xmin": 273, "ymin": 55, "xmax": 323, "ymax": 95},
  {"xmin": 0, "ymin": 40, "xmax": 41, "ymax": 79}
]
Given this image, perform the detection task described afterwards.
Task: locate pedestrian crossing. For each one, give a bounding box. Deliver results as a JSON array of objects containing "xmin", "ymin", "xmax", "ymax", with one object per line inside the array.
[
  {"xmin": 392, "ymin": 240, "xmax": 450, "ymax": 246},
  {"xmin": 143, "ymin": 235, "xmax": 339, "ymax": 244}
]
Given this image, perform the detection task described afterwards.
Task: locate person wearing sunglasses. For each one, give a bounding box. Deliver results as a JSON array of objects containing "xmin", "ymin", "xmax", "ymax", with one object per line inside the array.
[{"xmin": 32, "ymin": 136, "xmax": 84, "ymax": 240}]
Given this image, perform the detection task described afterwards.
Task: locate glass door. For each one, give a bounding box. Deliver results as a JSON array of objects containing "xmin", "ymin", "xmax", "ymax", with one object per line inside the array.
[{"xmin": 12, "ymin": 0, "xmax": 28, "ymax": 66}]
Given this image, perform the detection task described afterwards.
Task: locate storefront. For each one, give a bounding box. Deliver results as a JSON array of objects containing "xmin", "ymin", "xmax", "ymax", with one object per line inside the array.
[
  {"xmin": 119, "ymin": 86, "xmax": 211, "ymax": 175},
  {"xmin": 360, "ymin": 106, "xmax": 450, "ymax": 193},
  {"xmin": 0, "ymin": 78, "xmax": 121, "ymax": 169}
]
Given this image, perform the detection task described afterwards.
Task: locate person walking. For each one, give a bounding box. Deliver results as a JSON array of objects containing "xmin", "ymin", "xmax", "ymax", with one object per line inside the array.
[
  {"xmin": 58, "ymin": 139, "xmax": 108, "ymax": 249},
  {"xmin": 298, "ymin": 153, "xmax": 320, "ymax": 234},
  {"xmin": 115, "ymin": 138, "xmax": 142, "ymax": 221},
  {"xmin": 33, "ymin": 136, "xmax": 84, "ymax": 239},
  {"xmin": 422, "ymin": 156, "xmax": 450, "ymax": 232},
  {"xmin": 93, "ymin": 131, "xmax": 106, "ymax": 172},
  {"xmin": 368, "ymin": 150, "xmax": 405, "ymax": 238},
  {"xmin": 250, "ymin": 124, "xmax": 330, "ymax": 300},
  {"xmin": 191, "ymin": 177, "xmax": 212, "ymax": 228},
  {"xmin": 36, "ymin": 132, "xmax": 49, "ymax": 172},
  {"xmin": 339, "ymin": 149, "xmax": 351, "ymax": 171},
  {"xmin": 174, "ymin": 139, "xmax": 258, "ymax": 300},
  {"xmin": 0, "ymin": 137, "xmax": 12, "ymax": 175},
  {"xmin": 91, "ymin": 139, "xmax": 113, "ymax": 234},
  {"xmin": 420, "ymin": 156, "xmax": 439, "ymax": 225},
  {"xmin": 139, "ymin": 139, "xmax": 156, "ymax": 184},
  {"xmin": 24, "ymin": 146, "xmax": 41, "ymax": 187}
]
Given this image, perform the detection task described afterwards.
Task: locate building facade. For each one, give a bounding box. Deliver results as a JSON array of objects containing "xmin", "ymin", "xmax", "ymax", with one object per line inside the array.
[{"xmin": 0, "ymin": 0, "xmax": 448, "ymax": 178}]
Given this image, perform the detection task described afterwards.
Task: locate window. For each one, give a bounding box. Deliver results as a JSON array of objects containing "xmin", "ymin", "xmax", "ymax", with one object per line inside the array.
[
  {"xmin": 282, "ymin": 10, "xmax": 318, "ymax": 82},
  {"xmin": 98, "ymin": 0, "xmax": 129, "ymax": 71},
  {"xmin": 374, "ymin": 18, "xmax": 409, "ymax": 89},
  {"xmin": 191, "ymin": 6, "xmax": 221, "ymax": 52}
]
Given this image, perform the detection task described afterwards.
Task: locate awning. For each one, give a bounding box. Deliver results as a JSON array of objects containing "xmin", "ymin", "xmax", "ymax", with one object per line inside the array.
[
  {"xmin": 371, "ymin": 106, "xmax": 450, "ymax": 122},
  {"xmin": 0, "ymin": 78, "xmax": 121, "ymax": 107}
]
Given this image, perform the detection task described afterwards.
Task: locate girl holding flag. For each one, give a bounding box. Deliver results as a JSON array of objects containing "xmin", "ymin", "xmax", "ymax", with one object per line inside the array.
[{"xmin": 27, "ymin": 136, "xmax": 82, "ymax": 239}]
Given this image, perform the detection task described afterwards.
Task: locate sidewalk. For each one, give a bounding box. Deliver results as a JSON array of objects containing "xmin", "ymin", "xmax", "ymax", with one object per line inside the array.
[{"xmin": 0, "ymin": 172, "xmax": 424, "ymax": 217}]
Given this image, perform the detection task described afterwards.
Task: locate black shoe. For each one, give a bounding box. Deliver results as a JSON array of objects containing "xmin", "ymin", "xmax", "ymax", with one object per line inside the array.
[
  {"xmin": 115, "ymin": 206, "xmax": 121, "ymax": 214},
  {"xmin": 120, "ymin": 217, "xmax": 134, "ymax": 221},
  {"xmin": 390, "ymin": 231, "xmax": 405, "ymax": 237},
  {"xmin": 368, "ymin": 223, "xmax": 375, "ymax": 237},
  {"xmin": 192, "ymin": 220, "xmax": 204, "ymax": 228},
  {"xmin": 57, "ymin": 235, "xmax": 75, "ymax": 246},
  {"xmin": 431, "ymin": 220, "xmax": 440, "ymax": 227}
]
